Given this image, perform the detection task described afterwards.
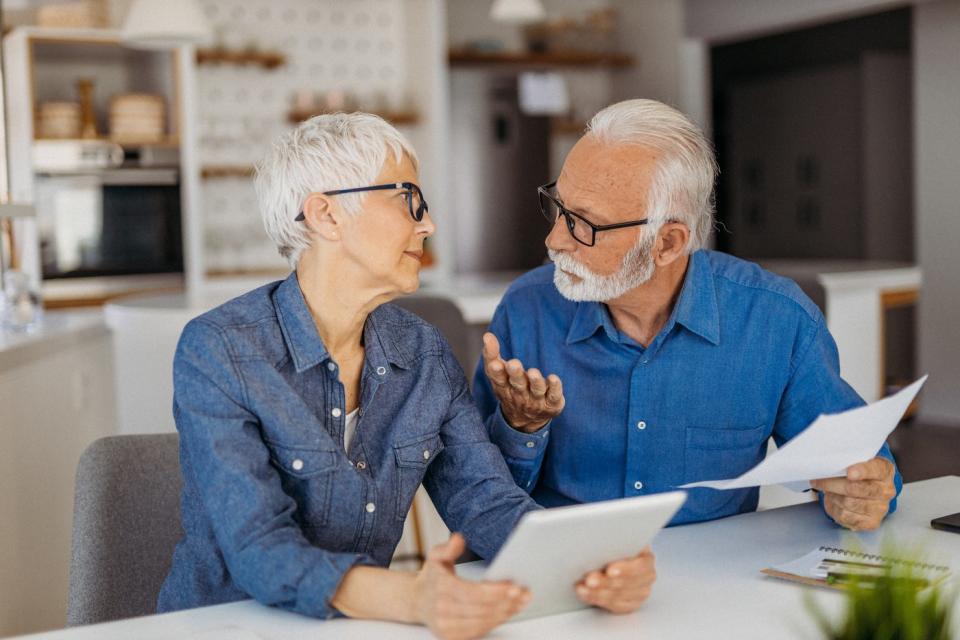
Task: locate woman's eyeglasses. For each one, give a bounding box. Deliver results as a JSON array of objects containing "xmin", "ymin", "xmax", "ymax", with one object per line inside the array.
[{"xmin": 296, "ymin": 182, "xmax": 428, "ymax": 222}]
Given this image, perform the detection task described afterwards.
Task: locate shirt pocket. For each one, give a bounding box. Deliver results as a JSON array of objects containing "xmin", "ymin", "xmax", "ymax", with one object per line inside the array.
[
  {"xmin": 683, "ymin": 423, "xmax": 766, "ymax": 520},
  {"xmin": 393, "ymin": 433, "xmax": 444, "ymax": 521},
  {"xmin": 266, "ymin": 441, "xmax": 338, "ymax": 528}
]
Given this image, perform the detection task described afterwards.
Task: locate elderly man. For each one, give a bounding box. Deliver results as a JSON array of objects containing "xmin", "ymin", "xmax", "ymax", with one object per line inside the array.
[{"xmin": 473, "ymin": 99, "xmax": 901, "ymax": 529}]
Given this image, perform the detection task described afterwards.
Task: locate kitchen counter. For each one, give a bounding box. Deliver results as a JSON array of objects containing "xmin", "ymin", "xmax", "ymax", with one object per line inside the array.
[
  {"xmin": 103, "ymin": 271, "xmax": 520, "ymax": 435},
  {"xmin": 0, "ymin": 310, "xmax": 108, "ymax": 374}
]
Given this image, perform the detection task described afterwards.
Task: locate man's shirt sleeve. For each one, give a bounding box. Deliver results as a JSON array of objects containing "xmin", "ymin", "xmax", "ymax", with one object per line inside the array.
[
  {"xmin": 471, "ymin": 303, "xmax": 550, "ymax": 493},
  {"xmin": 772, "ymin": 314, "xmax": 903, "ymax": 519}
]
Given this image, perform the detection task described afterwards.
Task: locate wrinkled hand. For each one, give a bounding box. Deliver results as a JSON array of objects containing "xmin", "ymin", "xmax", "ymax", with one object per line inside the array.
[
  {"xmin": 481, "ymin": 332, "xmax": 564, "ymax": 433},
  {"xmin": 414, "ymin": 533, "xmax": 530, "ymax": 640},
  {"xmin": 810, "ymin": 457, "xmax": 896, "ymax": 531},
  {"xmin": 575, "ymin": 547, "xmax": 657, "ymax": 614}
]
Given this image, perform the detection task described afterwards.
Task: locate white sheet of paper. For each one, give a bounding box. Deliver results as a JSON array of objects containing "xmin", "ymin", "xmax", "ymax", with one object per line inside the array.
[
  {"xmin": 680, "ymin": 375, "xmax": 927, "ymax": 491},
  {"xmin": 518, "ymin": 72, "xmax": 570, "ymax": 115}
]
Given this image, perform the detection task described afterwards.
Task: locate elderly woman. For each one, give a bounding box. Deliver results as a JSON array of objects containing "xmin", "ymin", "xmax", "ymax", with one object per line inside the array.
[{"xmin": 157, "ymin": 113, "xmax": 656, "ymax": 638}]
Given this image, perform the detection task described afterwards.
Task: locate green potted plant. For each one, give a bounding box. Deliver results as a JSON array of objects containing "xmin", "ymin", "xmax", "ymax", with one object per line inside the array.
[{"xmin": 806, "ymin": 545, "xmax": 955, "ymax": 640}]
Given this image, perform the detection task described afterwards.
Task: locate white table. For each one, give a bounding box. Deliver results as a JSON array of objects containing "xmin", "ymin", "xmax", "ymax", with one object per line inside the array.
[{"xmin": 17, "ymin": 477, "xmax": 960, "ymax": 640}]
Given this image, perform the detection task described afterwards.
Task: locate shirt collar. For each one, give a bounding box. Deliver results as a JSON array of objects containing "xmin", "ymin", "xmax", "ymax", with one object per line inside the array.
[
  {"xmin": 563, "ymin": 250, "xmax": 720, "ymax": 347},
  {"xmin": 672, "ymin": 249, "xmax": 720, "ymax": 345},
  {"xmin": 273, "ymin": 272, "xmax": 409, "ymax": 374}
]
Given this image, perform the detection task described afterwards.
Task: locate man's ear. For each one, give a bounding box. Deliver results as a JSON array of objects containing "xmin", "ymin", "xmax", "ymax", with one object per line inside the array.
[
  {"xmin": 300, "ymin": 192, "xmax": 343, "ymax": 242},
  {"xmin": 654, "ymin": 222, "xmax": 690, "ymax": 267}
]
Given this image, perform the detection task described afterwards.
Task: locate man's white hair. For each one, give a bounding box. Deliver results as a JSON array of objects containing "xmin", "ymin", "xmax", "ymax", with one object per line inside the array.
[
  {"xmin": 586, "ymin": 99, "xmax": 718, "ymax": 253},
  {"xmin": 254, "ymin": 112, "xmax": 419, "ymax": 268}
]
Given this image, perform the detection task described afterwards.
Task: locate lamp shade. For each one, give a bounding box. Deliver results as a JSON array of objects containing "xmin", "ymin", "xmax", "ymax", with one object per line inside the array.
[
  {"xmin": 490, "ymin": 0, "xmax": 546, "ymax": 25},
  {"xmin": 121, "ymin": 0, "xmax": 212, "ymax": 49}
]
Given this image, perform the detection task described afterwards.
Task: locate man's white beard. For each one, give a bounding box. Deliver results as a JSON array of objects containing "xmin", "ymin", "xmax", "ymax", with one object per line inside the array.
[{"xmin": 549, "ymin": 233, "xmax": 656, "ymax": 302}]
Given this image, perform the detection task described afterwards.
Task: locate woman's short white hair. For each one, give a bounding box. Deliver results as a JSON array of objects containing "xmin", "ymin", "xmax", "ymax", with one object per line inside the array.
[
  {"xmin": 254, "ymin": 112, "xmax": 419, "ymax": 267},
  {"xmin": 586, "ymin": 99, "xmax": 718, "ymax": 253}
]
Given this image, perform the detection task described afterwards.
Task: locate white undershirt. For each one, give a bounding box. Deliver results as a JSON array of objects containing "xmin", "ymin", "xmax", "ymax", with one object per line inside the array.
[{"xmin": 344, "ymin": 408, "xmax": 360, "ymax": 450}]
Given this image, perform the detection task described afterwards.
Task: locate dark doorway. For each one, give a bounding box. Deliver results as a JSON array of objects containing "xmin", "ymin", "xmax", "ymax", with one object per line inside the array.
[{"xmin": 710, "ymin": 8, "xmax": 913, "ymax": 262}]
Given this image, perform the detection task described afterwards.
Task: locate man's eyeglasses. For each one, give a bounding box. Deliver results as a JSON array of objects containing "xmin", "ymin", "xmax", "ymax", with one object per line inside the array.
[
  {"xmin": 537, "ymin": 180, "xmax": 648, "ymax": 247},
  {"xmin": 296, "ymin": 182, "xmax": 429, "ymax": 222}
]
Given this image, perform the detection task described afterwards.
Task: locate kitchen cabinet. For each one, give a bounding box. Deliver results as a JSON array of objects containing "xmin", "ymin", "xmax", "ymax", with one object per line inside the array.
[{"xmin": 0, "ymin": 313, "xmax": 116, "ymax": 636}]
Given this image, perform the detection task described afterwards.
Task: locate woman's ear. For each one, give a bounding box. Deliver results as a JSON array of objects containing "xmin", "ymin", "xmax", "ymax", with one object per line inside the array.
[
  {"xmin": 654, "ymin": 222, "xmax": 691, "ymax": 267},
  {"xmin": 300, "ymin": 193, "xmax": 343, "ymax": 242}
]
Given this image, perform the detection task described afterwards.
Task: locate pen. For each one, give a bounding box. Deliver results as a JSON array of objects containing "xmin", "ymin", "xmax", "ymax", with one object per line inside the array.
[
  {"xmin": 819, "ymin": 558, "xmax": 890, "ymax": 570},
  {"xmin": 826, "ymin": 572, "xmax": 930, "ymax": 588}
]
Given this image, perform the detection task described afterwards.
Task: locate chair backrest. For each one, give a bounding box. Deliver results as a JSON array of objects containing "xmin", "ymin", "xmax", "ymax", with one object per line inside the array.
[
  {"xmin": 67, "ymin": 434, "xmax": 182, "ymax": 626},
  {"xmin": 393, "ymin": 295, "xmax": 474, "ymax": 377}
]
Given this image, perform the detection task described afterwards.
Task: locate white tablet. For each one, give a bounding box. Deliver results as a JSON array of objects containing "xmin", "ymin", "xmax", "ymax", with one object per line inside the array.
[{"xmin": 458, "ymin": 491, "xmax": 686, "ymax": 621}]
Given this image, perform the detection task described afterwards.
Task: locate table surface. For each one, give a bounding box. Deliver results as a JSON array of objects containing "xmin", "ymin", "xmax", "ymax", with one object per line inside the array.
[{"xmin": 18, "ymin": 477, "xmax": 960, "ymax": 640}]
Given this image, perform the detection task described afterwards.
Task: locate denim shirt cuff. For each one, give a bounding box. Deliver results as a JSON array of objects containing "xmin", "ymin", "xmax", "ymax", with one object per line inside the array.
[
  {"xmin": 489, "ymin": 406, "xmax": 550, "ymax": 460},
  {"xmin": 300, "ymin": 553, "xmax": 378, "ymax": 619}
]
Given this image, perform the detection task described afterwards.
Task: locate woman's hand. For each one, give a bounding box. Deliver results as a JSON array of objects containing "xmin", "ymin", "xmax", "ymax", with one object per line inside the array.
[
  {"xmin": 575, "ymin": 547, "xmax": 657, "ymax": 614},
  {"xmin": 481, "ymin": 332, "xmax": 565, "ymax": 433},
  {"xmin": 414, "ymin": 533, "xmax": 530, "ymax": 640}
]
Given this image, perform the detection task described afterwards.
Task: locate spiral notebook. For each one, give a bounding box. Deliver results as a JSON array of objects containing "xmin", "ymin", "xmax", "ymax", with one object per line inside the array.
[{"xmin": 762, "ymin": 546, "xmax": 951, "ymax": 590}]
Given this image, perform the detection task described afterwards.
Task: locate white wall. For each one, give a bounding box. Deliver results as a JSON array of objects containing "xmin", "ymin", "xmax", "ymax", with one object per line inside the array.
[
  {"xmin": 914, "ymin": 0, "xmax": 960, "ymax": 423},
  {"xmin": 610, "ymin": 0, "xmax": 684, "ymax": 108}
]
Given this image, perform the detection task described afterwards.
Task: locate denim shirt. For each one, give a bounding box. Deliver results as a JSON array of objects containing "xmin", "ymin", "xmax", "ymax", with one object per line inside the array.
[
  {"xmin": 158, "ymin": 272, "xmax": 538, "ymax": 618},
  {"xmin": 473, "ymin": 250, "xmax": 902, "ymax": 525}
]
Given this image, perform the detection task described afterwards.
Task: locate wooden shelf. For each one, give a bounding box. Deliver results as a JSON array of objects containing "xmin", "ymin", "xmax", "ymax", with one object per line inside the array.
[
  {"xmin": 287, "ymin": 109, "xmax": 419, "ymax": 126},
  {"xmin": 206, "ymin": 268, "xmax": 289, "ymax": 279},
  {"xmin": 448, "ymin": 48, "xmax": 633, "ymax": 69},
  {"xmin": 551, "ymin": 118, "xmax": 586, "ymax": 135},
  {"xmin": 200, "ymin": 165, "xmax": 254, "ymax": 179},
  {"xmin": 196, "ymin": 47, "xmax": 286, "ymax": 69},
  {"xmin": 34, "ymin": 135, "xmax": 180, "ymax": 148}
]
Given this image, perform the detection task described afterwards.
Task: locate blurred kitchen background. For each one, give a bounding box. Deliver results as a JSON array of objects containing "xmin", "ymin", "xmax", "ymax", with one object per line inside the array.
[{"xmin": 1, "ymin": 0, "xmax": 959, "ymax": 636}]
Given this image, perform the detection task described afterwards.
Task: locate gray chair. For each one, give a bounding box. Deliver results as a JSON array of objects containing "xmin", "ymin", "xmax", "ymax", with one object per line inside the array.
[
  {"xmin": 393, "ymin": 294, "xmax": 475, "ymax": 379},
  {"xmin": 67, "ymin": 434, "xmax": 182, "ymax": 626}
]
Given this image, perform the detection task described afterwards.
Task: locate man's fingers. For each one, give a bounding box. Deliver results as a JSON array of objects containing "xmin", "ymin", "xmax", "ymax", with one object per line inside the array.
[
  {"xmin": 812, "ymin": 477, "xmax": 890, "ymax": 500},
  {"xmin": 481, "ymin": 332, "xmax": 502, "ymax": 364},
  {"xmin": 506, "ymin": 359, "xmax": 528, "ymax": 391},
  {"xmin": 825, "ymin": 494, "xmax": 883, "ymax": 530},
  {"xmin": 847, "ymin": 457, "xmax": 893, "ymax": 481},
  {"xmin": 545, "ymin": 375, "xmax": 564, "ymax": 406},
  {"xmin": 485, "ymin": 358, "xmax": 510, "ymax": 389},
  {"xmin": 527, "ymin": 368, "xmax": 547, "ymax": 398}
]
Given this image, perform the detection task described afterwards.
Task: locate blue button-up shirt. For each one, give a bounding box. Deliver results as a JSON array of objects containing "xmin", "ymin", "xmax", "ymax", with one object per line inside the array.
[
  {"xmin": 473, "ymin": 250, "xmax": 901, "ymax": 525},
  {"xmin": 158, "ymin": 273, "xmax": 537, "ymax": 618}
]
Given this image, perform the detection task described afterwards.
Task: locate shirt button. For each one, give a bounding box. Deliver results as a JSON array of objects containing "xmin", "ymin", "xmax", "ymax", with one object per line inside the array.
[
  {"xmin": 326, "ymin": 362, "xmax": 336, "ymax": 371},
  {"xmin": 637, "ymin": 421, "xmax": 647, "ymax": 430},
  {"xmin": 422, "ymin": 450, "xmax": 430, "ymax": 460},
  {"xmin": 331, "ymin": 407, "xmax": 342, "ymax": 418},
  {"xmin": 365, "ymin": 502, "xmax": 376, "ymax": 513},
  {"xmin": 291, "ymin": 459, "xmax": 304, "ymax": 471},
  {"xmin": 356, "ymin": 461, "xmax": 367, "ymax": 470},
  {"xmin": 376, "ymin": 366, "xmax": 387, "ymax": 376},
  {"xmin": 525, "ymin": 441, "xmax": 536, "ymax": 448},
  {"xmin": 634, "ymin": 481, "xmax": 644, "ymax": 490}
]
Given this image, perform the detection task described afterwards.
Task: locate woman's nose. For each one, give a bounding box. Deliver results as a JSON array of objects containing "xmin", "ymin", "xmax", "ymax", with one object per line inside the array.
[{"xmin": 418, "ymin": 210, "xmax": 436, "ymax": 237}]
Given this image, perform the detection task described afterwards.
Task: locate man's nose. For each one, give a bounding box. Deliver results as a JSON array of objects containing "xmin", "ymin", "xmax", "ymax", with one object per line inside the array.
[{"xmin": 545, "ymin": 215, "xmax": 577, "ymax": 253}]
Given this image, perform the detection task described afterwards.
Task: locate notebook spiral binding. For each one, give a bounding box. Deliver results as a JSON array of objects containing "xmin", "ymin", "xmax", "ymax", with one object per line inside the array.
[{"xmin": 818, "ymin": 546, "xmax": 950, "ymax": 572}]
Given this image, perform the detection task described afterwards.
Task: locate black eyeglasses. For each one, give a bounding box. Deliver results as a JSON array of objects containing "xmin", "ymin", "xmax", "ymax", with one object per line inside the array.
[
  {"xmin": 537, "ymin": 180, "xmax": 648, "ymax": 247},
  {"xmin": 295, "ymin": 182, "xmax": 429, "ymax": 222}
]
